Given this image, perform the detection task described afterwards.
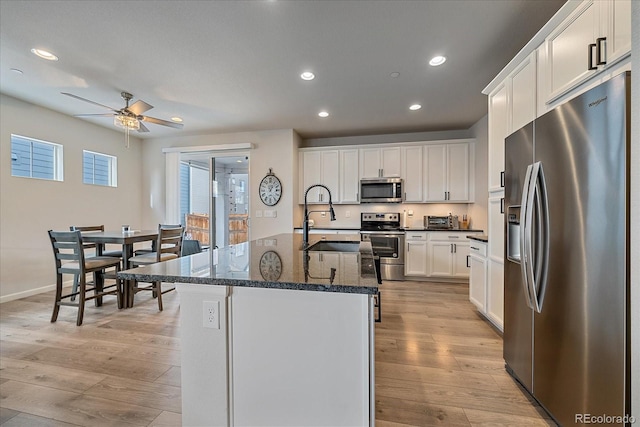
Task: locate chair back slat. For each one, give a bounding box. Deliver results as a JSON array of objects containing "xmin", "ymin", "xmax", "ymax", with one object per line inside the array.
[
  {"xmin": 56, "ymin": 253, "xmax": 80, "ymax": 261},
  {"xmin": 70, "ymin": 225, "xmax": 104, "ymax": 233},
  {"xmin": 70, "ymin": 225, "xmax": 105, "ymax": 250},
  {"xmin": 48, "ymin": 230, "xmax": 86, "ymax": 272},
  {"xmin": 156, "ymin": 224, "xmax": 184, "ymax": 261}
]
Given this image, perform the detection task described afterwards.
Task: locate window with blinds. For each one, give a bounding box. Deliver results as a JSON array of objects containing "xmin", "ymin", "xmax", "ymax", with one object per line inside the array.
[
  {"xmin": 10, "ymin": 134, "xmax": 63, "ymax": 181},
  {"xmin": 83, "ymin": 150, "xmax": 117, "ymax": 187}
]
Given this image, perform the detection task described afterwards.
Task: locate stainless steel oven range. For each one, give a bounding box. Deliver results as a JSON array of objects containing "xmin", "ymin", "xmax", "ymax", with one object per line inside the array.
[{"xmin": 360, "ymin": 213, "xmax": 404, "ymax": 281}]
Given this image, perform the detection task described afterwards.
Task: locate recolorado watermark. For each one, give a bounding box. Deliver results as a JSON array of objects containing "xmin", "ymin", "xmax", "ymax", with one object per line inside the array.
[{"xmin": 575, "ymin": 413, "xmax": 636, "ymax": 424}]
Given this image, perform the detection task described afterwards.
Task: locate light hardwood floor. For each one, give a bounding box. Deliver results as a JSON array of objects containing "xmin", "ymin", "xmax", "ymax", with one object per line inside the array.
[{"xmin": 0, "ymin": 280, "xmax": 555, "ymax": 426}]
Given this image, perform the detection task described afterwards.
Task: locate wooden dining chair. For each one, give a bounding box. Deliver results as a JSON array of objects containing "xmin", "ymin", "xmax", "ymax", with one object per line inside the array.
[
  {"xmin": 48, "ymin": 230, "xmax": 123, "ymax": 326},
  {"xmin": 127, "ymin": 224, "xmax": 184, "ymax": 311},
  {"xmin": 69, "ymin": 225, "xmax": 123, "ymax": 300}
]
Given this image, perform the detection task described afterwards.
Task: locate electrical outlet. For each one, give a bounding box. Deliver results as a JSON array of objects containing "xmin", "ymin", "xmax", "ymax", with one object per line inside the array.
[
  {"xmin": 345, "ymin": 211, "xmax": 351, "ymax": 218},
  {"xmin": 255, "ymin": 210, "xmax": 263, "ymax": 218},
  {"xmin": 203, "ymin": 301, "xmax": 220, "ymax": 329},
  {"xmin": 321, "ymin": 212, "xmax": 326, "ymax": 217}
]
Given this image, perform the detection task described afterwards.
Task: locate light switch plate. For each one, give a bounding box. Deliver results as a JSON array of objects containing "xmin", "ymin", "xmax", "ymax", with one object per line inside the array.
[{"xmin": 255, "ymin": 210, "xmax": 263, "ymax": 217}]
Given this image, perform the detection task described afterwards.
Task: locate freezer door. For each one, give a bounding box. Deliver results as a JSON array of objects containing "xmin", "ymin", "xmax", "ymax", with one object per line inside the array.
[
  {"xmin": 532, "ymin": 73, "xmax": 629, "ymax": 425},
  {"xmin": 503, "ymin": 122, "xmax": 534, "ymax": 391}
]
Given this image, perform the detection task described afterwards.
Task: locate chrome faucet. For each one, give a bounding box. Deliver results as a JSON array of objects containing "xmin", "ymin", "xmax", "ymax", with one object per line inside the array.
[{"xmin": 303, "ymin": 184, "xmax": 336, "ymax": 247}]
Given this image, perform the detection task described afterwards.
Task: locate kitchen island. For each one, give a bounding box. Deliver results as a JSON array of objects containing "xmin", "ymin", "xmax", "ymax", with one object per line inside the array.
[{"xmin": 119, "ymin": 233, "xmax": 377, "ymax": 427}]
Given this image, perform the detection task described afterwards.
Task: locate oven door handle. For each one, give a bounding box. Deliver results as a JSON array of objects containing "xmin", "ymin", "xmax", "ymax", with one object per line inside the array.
[{"xmin": 359, "ymin": 231, "xmax": 405, "ymax": 236}]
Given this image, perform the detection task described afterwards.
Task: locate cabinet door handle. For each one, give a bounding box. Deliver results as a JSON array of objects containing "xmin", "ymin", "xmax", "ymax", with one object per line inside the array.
[
  {"xmin": 450, "ymin": 244, "xmax": 453, "ymax": 253},
  {"xmin": 454, "ymin": 244, "xmax": 457, "ymax": 253},
  {"xmin": 466, "ymin": 255, "xmax": 470, "ymax": 268},
  {"xmin": 501, "ymin": 171, "xmax": 505, "ymax": 188},
  {"xmin": 596, "ymin": 37, "xmax": 606, "ymax": 65},
  {"xmin": 500, "ymin": 197, "xmax": 505, "ymax": 214},
  {"xmin": 588, "ymin": 43, "xmax": 597, "ymax": 70}
]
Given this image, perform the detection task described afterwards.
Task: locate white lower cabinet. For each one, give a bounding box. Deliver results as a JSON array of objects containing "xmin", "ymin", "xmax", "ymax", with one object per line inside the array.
[
  {"xmin": 468, "ymin": 241, "xmax": 488, "ymax": 313},
  {"xmin": 404, "ymin": 232, "xmax": 481, "ymax": 280},
  {"xmin": 426, "ymin": 232, "xmax": 477, "ymax": 279},
  {"xmin": 405, "ymin": 232, "xmax": 428, "ymax": 276}
]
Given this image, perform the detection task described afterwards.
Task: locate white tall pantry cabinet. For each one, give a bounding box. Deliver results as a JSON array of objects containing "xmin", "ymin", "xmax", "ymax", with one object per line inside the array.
[
  {"xmin": 482, "ymin": 0, "xmax": 630, "ymax": 332},
  {"xmin": 485, "ymin": 52, "xmax": 537, "ymax": 331}
]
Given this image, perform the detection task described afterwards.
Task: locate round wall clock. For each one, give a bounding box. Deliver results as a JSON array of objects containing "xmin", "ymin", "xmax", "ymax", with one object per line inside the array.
[
  {"xmin": 259, "ymin": 168, "xmax": 282, "ymax": 206},
  {"xmin": 259, "ymin": 250, "xmax": 283, "ymax": 281}
]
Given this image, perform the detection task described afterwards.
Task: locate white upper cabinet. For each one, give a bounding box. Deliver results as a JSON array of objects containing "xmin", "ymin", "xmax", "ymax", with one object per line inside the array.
[
  {"xmin": 339, "ymin": 149, "xmax": 360, "ymax": 204},
  {"xmin": 601, "ymin": 0, "xmax": 631, "ymax": 68},
  {"xmin": 544, "ymin": 0, "xmax": 631, "ymax": 103},
  {"xmin": 488, "ymin": 83, "xmax": 509, "ymax": 193},
  {"xmin": 446, "ymin": 143, "xmax": 470, "ymax": 202},
  {"xmin": 359, "ymin": 147, "xmax": 401, "ymax": 178},
  {"xmin": 300, "ymin": 150, "xmax": 339, "ymax": 204},
  {"xmin": 424, "ymin": 143, "xmax": 471, "ymax": 203},
  {"xmin": 509, "ymin": 52, "xmax": 537, "ymax": 133},
  {"xmin": 401, "ymin": 146, "xmax": 423, "ymax": 202},
  {"xmin": 488, "ymin": 51, "xmax": 536, "ymax": 194},
  {"xmin": 300, "ymin": 139, "xmax": 473, "ymax": 204}
]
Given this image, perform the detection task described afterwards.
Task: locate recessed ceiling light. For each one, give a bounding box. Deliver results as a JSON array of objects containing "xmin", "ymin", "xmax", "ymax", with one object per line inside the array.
[
  {"xmin": 318, "ymin": 111, "xmax": 329, "ymax": 118},
  {"xmin": 390, "ymin": 72, "xmax": 400, "ymax": 78},
  {"xmin": 409, "ymin": 104, "xmax": 422, "ymax": 111},
  {"xmin": 170, "ymin": 117, "xmax": 183, "ymax": 123},
  {"xmin": 300, "ymin": 71, "xmax": 315, "ymax": 81},
  {"xmin": 10, "ymin": 68, "xmax": 23, "ymax": 75},
  {"xmin": 429, "ymin": 56, "xmax": 446, "ymax": 66},
  {"xmin": 31, "ymin": 48, "xmax": 58, "ymax": 61},
  {"xmin": 236, "ymin": 159, "xmax": 242, "ymax": 163}
]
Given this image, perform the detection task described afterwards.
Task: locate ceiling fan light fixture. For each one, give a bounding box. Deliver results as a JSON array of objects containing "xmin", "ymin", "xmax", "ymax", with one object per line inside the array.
[
  {"xmin": 170, "ymin": 117, "xmax": 183, "ymax": 123},
  {"xmin": 114, "ymin": 115, "xmax": 140, "ymax": 131}
]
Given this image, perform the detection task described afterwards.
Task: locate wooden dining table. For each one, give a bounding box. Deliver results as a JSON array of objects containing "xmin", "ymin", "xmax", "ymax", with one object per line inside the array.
[{"xmin": 82, "ymin": 229, "xmax": 158, "ymax": 308}]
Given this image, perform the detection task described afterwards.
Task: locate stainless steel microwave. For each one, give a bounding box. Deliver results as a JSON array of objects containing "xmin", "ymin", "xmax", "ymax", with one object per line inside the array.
[{"xmin": 359, "ymin": 178, "xmax": 403, "ymax": 203}]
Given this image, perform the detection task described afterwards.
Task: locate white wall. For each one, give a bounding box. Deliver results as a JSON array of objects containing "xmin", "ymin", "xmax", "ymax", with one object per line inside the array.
[
  {"xmin": 0, "ymin": 94, "xmax": 144, "ymax": 302},
  {"xmin": 141, "ymin": 129, "xmax": 299, "ymax": 240},
  {"xmin": 630, "ymin": 0, "xmax": 639, "ymax": 419}
]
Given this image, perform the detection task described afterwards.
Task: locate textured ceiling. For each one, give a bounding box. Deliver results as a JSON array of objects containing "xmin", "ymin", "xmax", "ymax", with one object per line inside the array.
[{"xmin": 0, "ymin": 0, "xmax": 565, "ymax": 140}]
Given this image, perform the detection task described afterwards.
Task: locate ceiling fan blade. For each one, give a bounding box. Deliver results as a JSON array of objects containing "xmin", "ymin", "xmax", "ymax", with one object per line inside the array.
[
  {"xmin": 141, "ymin": 115, "xmax": 184, "ymax": 129},
  {"xmin": 74, "ymin": 113, "xmax": 115, "ymax": 117},
  {"xmin": 128, "ymin": 99, "xmax": 154, "ymax": 115},
  {"xmin": 61, "ymin": 92, "xmax": 118, "ymax": 112},
  {"xmin": 137, "ymin": 122, "xmax": 150, "ymax": 133}
]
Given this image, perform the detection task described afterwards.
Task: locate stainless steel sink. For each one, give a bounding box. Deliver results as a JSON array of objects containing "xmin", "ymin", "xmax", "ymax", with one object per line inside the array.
[{"xmin": 305, "ymin": 241, "xmax": 360, "ymax": 252}]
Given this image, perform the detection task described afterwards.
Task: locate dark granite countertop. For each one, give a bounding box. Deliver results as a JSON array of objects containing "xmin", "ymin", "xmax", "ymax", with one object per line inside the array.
[
  {"xmin": 118, "ymin": 233, "xmax": 378, "ymax": 295},
  {"xmin": 467, "ymin": 235, "xmax": 488, "ymax": 242}
]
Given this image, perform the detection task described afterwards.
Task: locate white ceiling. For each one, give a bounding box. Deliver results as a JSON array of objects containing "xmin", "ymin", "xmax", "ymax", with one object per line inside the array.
[{"xmin": 0, "ymin": 0, "xmax": 565, "ymax": 140}]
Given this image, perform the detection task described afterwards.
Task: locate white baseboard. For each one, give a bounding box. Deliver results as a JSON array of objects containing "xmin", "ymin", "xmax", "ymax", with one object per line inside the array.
[{"xmin": 0, "ymin": 280, "xmax": 73, "ymax": 304}]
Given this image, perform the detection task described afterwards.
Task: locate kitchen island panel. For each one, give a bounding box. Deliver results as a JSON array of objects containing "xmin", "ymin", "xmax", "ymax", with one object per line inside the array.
[{"xmin": 231, "ymin": 286, "xmax": 372, "ymax": 426}]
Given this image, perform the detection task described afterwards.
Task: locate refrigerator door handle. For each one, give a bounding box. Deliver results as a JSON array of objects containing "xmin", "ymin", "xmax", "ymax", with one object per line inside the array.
[
  {"xmin": 531, "ymin": 162, "xmax": 550, "ymax": 313},
  {"xmin": 520, "ymin": 164, "xmax": 535, "ymax": 309},
  {"xmin": 524, "ymin": 162, "xmax": 541, "ymax": 310}
]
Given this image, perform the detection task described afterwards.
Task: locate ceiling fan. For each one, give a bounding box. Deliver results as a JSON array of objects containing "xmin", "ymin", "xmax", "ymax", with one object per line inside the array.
[{"xmin": 61, "ymin": 91, "xmax": 184, "ymax": 133}]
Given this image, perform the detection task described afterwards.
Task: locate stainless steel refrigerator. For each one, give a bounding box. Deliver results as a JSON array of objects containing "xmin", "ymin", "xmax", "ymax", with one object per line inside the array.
[{"xmin": 504, "ymin": 71, "xmax": 630, "ymax": 426}]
